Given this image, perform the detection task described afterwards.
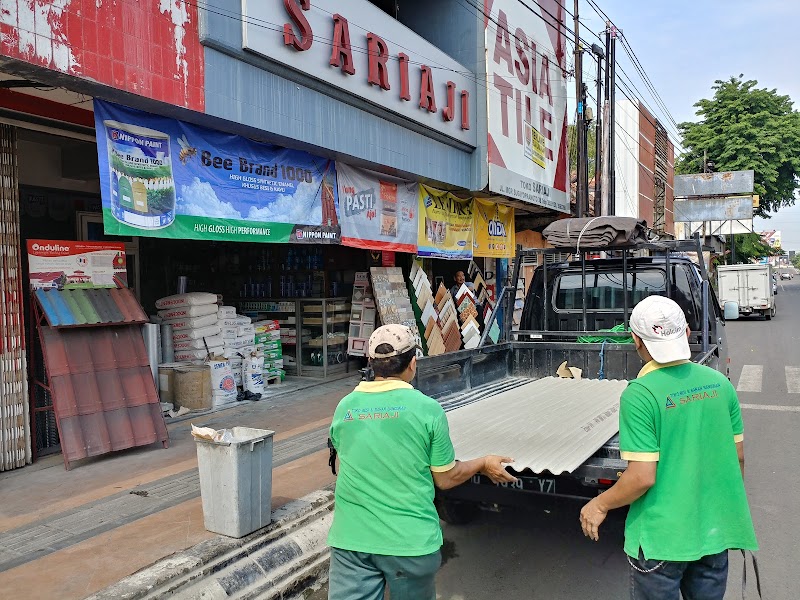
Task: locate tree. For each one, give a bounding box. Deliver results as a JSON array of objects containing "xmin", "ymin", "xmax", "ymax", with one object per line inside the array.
[
  {"xmin": 728, "ymin": 233, "xmax": 780, "ymax": 264},
  {"xmin": 676, "ymin": 77, "xmax": 800, "ymax": 216}
]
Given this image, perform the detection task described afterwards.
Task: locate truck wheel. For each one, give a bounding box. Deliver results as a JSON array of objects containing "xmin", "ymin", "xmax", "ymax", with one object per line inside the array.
[
  {"xmin": 765, "ymin": 311, "xmax": 772, "ymax": 321},
  {"xmin": 435, "ymin": 498, "xmax": 479, "ymax": 525}
]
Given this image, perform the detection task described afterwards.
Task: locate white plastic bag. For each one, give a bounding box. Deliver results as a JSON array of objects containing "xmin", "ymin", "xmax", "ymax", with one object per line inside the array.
[
  {"xmin": 158, "ymin": 304, "xmax": 219, "ymax": 320},
  {"xmin": 173, "ymin": 325, "xmax": 222, "ymax": 342},
  {"xmin": 173, "ymin": 335, "xmax": 225, "ymax": 351},
  {"xmin": 243, "ymin": 353, "xmax": 264, "ymax": 395},
  {"xmin": 162, "ymin": 314, "xmax": 218, "ymax": 331}
]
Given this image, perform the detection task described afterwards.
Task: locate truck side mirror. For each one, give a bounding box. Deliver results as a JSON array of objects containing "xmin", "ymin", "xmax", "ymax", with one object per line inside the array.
[{"xmin": 723, "ymin": 301, "xmax": 740, "ymax": 321}]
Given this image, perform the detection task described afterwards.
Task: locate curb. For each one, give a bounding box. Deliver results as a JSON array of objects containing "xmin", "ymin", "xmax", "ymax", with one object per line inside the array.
[{"xmin": 87, "ymin": 489, "xmax": 334, "ymax": 600}]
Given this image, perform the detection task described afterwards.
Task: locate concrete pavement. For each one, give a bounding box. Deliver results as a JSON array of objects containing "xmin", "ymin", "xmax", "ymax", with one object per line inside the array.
[{"xmin": 0, "ymin": 374, "xmax": 358, "ymax": 600}]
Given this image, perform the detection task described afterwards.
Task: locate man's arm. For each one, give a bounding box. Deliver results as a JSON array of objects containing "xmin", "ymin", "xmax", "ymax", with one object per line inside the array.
[
  {"xmin": 737, "ymin": 441, "xmax": 745, "ymax": 478},
  {"xmin": 432, "ymin": 455, "xmax": 517, "ymax": 490},
  {"xmin": 580, "ymin": 460, "xmax": 657, "ymax": 541}
]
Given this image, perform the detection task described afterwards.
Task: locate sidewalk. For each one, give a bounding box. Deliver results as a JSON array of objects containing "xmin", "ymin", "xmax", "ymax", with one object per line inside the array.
[{"xmin": 0, "ymin": 374, "xmax": 358, "ymax": 600}]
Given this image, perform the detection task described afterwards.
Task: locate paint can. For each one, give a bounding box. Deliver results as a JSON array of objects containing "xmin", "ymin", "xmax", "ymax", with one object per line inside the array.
[{"xmin": 104, "ymin": 119, "xmax": 176, "ymax": 229}]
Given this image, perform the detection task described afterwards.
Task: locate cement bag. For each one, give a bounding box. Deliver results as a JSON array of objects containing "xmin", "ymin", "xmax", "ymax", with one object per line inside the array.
[
  {"xmin": 235, "ymin": 315, "xmax": 252, "ymax": 326},
  {"xmin": 158, "ymin": 304, "xmax": 219, "ymax": 320},
  {"xmin": 173, "ymin": 325, "xmax": 222, "ymax": 342},
  {"xmin": 243, "ymin": 354, "xmax": 264, "ymax": 395},
  {"xmin": 175, "ymin": 346, "xmax": 223, "ymax": 361},
  {"xmin": 218, "ymin": 306, "xmax": 236, "ymax": 319},
  {"xmin": 173, "ymin": 335, "xmax": 225, "ymax": 351},
  {"xmin": 220, "ymin": 318, "xmax": 239, "ymax": 327},
  {"xmin": 208, "ymin": 358, "xmax": 237, "ymax": 405},
  {"xmin": 162, "ymin": 314, "xmax": 218, "ymax": 331},
  {"xmin": 156, "ymin": 292, "xmax": 219, "ymax": 310},
  {"xmin": 221, "ymin": 326, "xmax": 238, "ymax": 339}
]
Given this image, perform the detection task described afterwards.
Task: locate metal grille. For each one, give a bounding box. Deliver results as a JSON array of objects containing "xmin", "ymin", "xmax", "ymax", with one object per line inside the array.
[
  {"xmin": 653, "ymin": 121, "xmax": 669, "ymax": 234},
  {"xmin": 0, "ymin": 123, "xmax": 30, "ymax": 470}
]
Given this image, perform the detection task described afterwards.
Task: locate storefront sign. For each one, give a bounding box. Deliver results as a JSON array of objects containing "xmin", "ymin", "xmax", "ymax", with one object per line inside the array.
[
  {"xmin": 417, "ymin": 186, "xmax": 473, "ymax": 260},
  {"xmin": 473, "ymin": 200, "xmax": 515, "ymax": 258},
  {"xmin": 94, "ymin": 100, "xmax": 340, "ymax": 244},
  {"xmin": 487, "ymin": 0, "xmax": 570, "ymax": 212},
  {"xmin": 27, "ymin": 240, "xmax": 128, "ymax": 290},
  {"xmin": 337, "ymin": 163, "xmax": 419, "ymax": 252},
  {"xmin": 243, "ymin": 0, "xmax": 476, "ymax": 147}
]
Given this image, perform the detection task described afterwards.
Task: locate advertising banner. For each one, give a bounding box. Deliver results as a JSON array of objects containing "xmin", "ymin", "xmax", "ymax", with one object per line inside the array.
[
  {"xmin": 337, "ymin": 163, "xmax": 419, "ymax": 252},
  {"xmin": 486, "ymin": 0, "xmax": 570, "ymax": 212},
  {"xmin": 27, "ymin": 240, "xmax": 128, "ymax": 290},
  {"xmin": 417, "ymin": 185, "xmax": 473, "ymax": 260},
  {"xmin": 94, "ymin": 100, "xmax": 340, "ymax": 244},
  {"xmin": 473, "ymin": 200, "xmax": 515, "ymax": 258}
]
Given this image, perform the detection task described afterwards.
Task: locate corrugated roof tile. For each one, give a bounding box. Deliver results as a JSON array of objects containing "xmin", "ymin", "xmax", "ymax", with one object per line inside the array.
[
  {"xmin": 39, "ymin": 326, "xmax": 169, "ymax": 468},
  {"xmin": 446, "ymin": 377, "xmax": 628, "ymax": 475},
  {"xmin": 35, "ymin": 288, "xmax": 147, "ymax": 328}
]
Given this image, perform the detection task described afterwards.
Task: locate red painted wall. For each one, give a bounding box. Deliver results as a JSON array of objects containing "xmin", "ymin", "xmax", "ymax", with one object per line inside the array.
[{"xmin": 0, "ymin": 0, "xmax": 204, "ymax": 111}]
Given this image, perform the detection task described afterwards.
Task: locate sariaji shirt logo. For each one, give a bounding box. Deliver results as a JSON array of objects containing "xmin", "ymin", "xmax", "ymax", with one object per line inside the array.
[{"xmin": 664, "ymin": 383, "xmax": 721, "ymax": 409}]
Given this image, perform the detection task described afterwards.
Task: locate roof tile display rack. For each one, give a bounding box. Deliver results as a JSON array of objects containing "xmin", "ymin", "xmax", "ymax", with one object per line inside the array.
[{"xmin": 30, "ymin": 288, "xmax": 168, "ymax": 470}]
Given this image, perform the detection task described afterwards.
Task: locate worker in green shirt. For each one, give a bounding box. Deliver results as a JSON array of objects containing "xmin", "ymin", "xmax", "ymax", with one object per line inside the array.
[
  {"xmin": 327, "ymin": 324, "xmax": 516, "ymax": 600},
  {"xmin": 580, "ymin": 295, "xmax": 758, "ymax": 599}
]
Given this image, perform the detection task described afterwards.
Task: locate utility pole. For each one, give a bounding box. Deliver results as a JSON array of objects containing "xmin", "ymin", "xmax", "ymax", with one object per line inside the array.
[
  {"xmin": 606, "ymin": 23, "xmax": 617, "ymax": 215},
  {"xmin": 574, "ymin": 0, "xmax": 587, "ymax": 217},
  {"xmin": 591, "ymin": 43, "xmax": 604, "ymax": 216}
]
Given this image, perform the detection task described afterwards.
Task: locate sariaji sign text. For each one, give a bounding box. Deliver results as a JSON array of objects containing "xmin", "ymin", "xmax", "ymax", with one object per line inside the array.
[{"xmin": 243, "ymin": 0, "xmax": 476, "ymax": 147}]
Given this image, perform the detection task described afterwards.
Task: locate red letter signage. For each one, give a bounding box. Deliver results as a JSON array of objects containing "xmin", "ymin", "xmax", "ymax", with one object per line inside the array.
[
  {"xmin": 283, "ymin": 0, "xmax": 312, "ymax": 51},
  {"xmin": 461, "ymin": 90, "xmax": 470, "ymax": 130},
  {"xmin": 442, "ymin": 81, "xmax": 456, "ymax": 122},
  {"xmin": 398, "ymin": 53, "xmax": 411, "ymax": 101},
  {"xmin": 419, "ymin": 66, "xmax": 436, "ymax": 113},
  {"xmin": 330, "ymin": 14, "xmax": 355, "ymax": 75},
  {"xmin": 367, "ymin": 33, "xmax": 391, "ymax": 90}
]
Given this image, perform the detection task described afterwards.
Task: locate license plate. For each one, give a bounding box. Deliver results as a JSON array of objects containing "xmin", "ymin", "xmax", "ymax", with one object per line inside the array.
[{"xmin": 471, "ymin": 474, "xmax": 556, "ymax": 494}]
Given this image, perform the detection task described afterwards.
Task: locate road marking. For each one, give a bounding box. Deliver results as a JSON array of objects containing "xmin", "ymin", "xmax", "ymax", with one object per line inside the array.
[
  {"xmin": 736, "ymin": 365, "xmax": 763, "ymax": 393},
  {"xmin": 741, "ymin": 403, "xmax": 800, "ymax": 413},
  {"xmin": 786, "ymin": 367, "xmax": 800, "ymax": 394}
]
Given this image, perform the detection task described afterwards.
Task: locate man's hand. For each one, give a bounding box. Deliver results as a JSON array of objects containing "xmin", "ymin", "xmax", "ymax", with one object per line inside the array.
[
  {"xmin": 580, "ymin": 497, "xmax": 608, "ymax": 542},
  {"xmin": 481, "ymin": 455, "xmax": 518, "ymax": 484}
]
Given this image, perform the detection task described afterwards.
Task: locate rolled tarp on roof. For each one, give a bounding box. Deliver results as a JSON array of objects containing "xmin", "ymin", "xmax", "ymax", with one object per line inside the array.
[{"xmin": 542, "ymin": 217, "xmax": 649, "ymax": 249}]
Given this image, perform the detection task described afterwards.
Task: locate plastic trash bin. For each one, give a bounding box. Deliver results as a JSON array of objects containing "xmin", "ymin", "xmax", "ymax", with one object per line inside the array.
[{"xmin": 195, "ymin": 426, "xmax": 275, "ymax": 538}]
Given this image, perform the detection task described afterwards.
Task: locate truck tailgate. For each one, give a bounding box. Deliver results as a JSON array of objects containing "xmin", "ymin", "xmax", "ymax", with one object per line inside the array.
[{"xmin": 446, "ymin": 377, "xmax": 628, "ymax": 475}]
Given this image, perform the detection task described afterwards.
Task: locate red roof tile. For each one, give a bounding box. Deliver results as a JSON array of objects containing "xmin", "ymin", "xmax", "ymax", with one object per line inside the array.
[{"xmin": 39, "ymin": 326, "xmax": 169, "ymax": 468}]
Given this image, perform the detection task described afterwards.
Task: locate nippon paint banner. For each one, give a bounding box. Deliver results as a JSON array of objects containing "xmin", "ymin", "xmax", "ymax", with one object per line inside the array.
[
  {"xmin": 94, "ymin": 100, "xmax": 340, "ymax": 244},
  {"xmin": 417, "ymin": 185, "xmax": 473, "ymax": 260},
  {"xmin": 473, "ymin": 199, "xmax": 515, "ymax": 258},
  {"xmin": 337, "ymin": 163, "xmax": 419, "ymax": 252},
  {"xmin": 27, "ymin": 240, "xmax": 128, "ymax": 290},
  {"xmin": 486, "ymin": 0, "xmax": 570, "ymax": 213}
]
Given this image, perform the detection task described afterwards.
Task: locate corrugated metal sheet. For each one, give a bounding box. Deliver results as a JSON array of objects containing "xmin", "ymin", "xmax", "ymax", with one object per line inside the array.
[
  {"xmin": 446, "ymin": 377, "xmax": 629, "ymax": 475},
  {"xmin": 39, "ymin": 326, "xmax": 169, "ymax": 468},
  {"xmin": 34, "ymin": 288, "xmax": 148, "ymax": 328}
]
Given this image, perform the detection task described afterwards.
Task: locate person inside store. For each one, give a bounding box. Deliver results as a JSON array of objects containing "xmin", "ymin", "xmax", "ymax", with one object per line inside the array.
[
  {"xmin": 449, "ymin": 270, "xmax": 466, "ymax": 298},
  {"xmin": 579, "ymin": 295, "xmax": 758, "ymax": 600},
  {"xmin": 326, "ymin": 324, "xmax": 516, "ymax": 600}
]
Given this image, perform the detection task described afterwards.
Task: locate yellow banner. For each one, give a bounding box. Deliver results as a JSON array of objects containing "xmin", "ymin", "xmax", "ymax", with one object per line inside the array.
[
  {"xmin": 417, "ymin": 185, "xmax": 473, "ymax": 259},
  {"xmin": 473, "ymin": 199, "xmax": 515, "ymax": 258}
]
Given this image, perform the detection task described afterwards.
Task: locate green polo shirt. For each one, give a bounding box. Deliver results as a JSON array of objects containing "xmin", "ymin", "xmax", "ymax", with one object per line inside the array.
[
  {"xmin": 620, "ymin": 360, "xmax": 758, "ymax": 561},
  {"xmin": 327, "ymin": 380, "xmax": 456, "ymax": 556}
]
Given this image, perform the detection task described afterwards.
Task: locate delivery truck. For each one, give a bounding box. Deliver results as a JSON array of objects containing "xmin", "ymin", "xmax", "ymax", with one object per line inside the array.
[{"xmin": 717, "ymin": 263, "xmax": 776, "ymax": 320}]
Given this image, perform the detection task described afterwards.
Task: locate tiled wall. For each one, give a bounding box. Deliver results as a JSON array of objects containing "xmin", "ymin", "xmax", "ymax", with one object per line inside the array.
[{"xmin": 0, "ymin": 0, "xmax": 204, "ymax": 111}]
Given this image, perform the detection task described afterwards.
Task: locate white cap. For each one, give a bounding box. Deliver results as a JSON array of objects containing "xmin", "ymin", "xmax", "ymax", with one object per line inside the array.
[
  {"xmin": 629, "ymin": 295, "xmax": 690, "ymax": 363},
  {"xmin": 368, "ymin": 324, "xmax": 417, "ymax": 359}
]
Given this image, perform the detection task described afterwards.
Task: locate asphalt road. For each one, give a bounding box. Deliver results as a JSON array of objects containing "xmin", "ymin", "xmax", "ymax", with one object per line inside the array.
[{"xmin": 434, "ymin": 274, "xmax": 800, "ymax": 600}]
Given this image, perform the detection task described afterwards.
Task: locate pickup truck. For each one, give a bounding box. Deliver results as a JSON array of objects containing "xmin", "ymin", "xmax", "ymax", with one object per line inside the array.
[{"xmin": 414, "ymin": 238, "xmax": 731, "ymax": 524}]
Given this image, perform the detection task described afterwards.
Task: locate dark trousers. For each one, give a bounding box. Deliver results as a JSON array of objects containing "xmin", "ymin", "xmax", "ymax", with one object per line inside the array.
[
  {"xmin": 629, "ymin": 549, "xmax": 729, "ymax": 600},
  {"xmin": 328, "ymin": 547, "xmax": 441, "ymax": 600}
]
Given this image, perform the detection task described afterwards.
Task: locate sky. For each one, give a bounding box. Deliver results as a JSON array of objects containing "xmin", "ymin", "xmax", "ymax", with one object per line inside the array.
[{"xmin": 578, "ymin": 0, "xmax": 800, "ymax": 251}]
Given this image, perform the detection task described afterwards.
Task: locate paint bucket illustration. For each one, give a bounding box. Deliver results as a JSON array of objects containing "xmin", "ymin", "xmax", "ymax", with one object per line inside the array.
[{"xmin": 104, "ymin": 120, "xmax": 176, "ymax": 229}]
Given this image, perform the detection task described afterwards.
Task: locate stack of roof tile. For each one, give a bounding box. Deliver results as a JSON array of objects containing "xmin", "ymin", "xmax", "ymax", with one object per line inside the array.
[{"xmin": 34, "ymin": 288, "xmax": 168, "ymax": 469}]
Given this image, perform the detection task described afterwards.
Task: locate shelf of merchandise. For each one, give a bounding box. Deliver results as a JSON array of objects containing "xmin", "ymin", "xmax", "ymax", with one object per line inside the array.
[
  {"xmin": 237, "ymin": 299, "xmax": 300, "ymax": 375},
  {"xmin": 298, "ymin": 297, "xmax": 356, "ymax": 378}
]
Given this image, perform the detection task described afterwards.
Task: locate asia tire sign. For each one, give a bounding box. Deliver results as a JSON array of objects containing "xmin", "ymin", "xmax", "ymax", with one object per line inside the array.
[{"xmin": 486, "ymin": 0, "xmax": 570, "ymax": 213}]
